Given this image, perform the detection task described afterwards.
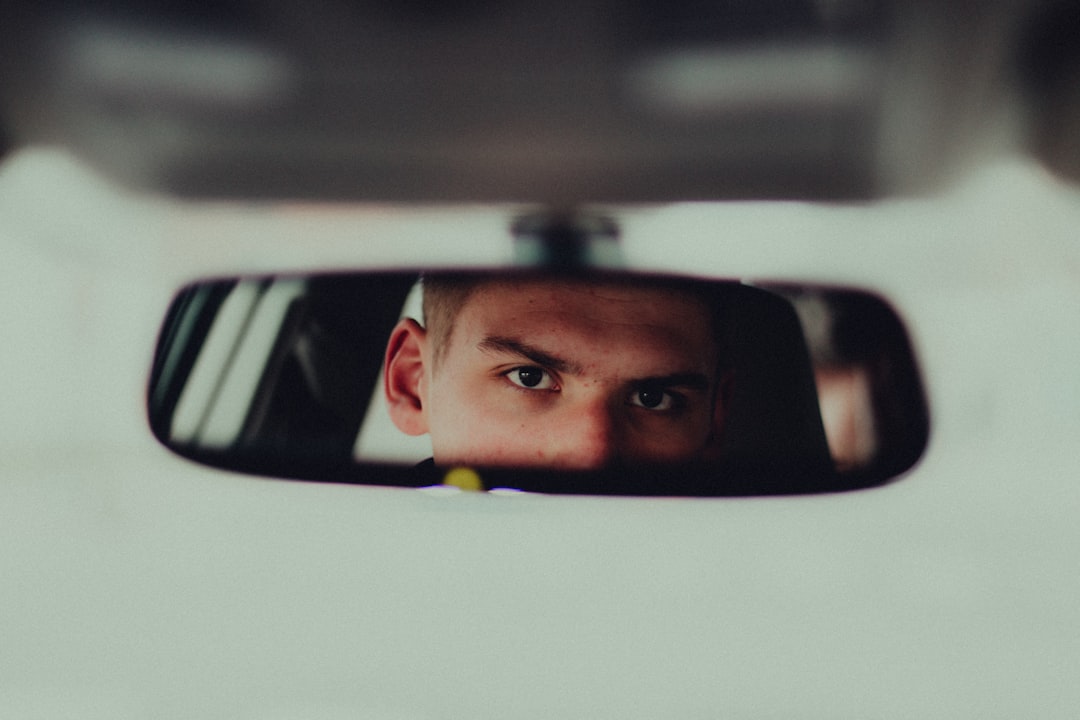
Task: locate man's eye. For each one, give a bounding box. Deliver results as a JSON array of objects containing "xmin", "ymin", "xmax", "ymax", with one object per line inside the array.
[
  {"xmin": 505, "ymin": 366, "xmax": 556, "ymax": 390},
  {"xmin": 629, "ymin": 387, "xmax": 675, "ymax": 411}
]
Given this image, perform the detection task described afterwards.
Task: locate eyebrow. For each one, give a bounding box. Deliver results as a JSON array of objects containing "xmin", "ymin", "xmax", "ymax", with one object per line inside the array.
[
  {"xmin": 477, "ymin": 335, "xmax": 711, "ymax": 390},
  {"xmin": 478, "ymin": 336, "xmax": 583, "ymax": 375}
]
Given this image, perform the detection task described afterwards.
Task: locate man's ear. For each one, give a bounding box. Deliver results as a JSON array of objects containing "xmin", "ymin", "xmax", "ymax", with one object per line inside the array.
[
  {"xmin": 384, "ymin": 318, "xmax": 430, "ymax": 436},
  {"xmin": 703, "ymin": 369, "xmax": 735, "ymax": 461}
]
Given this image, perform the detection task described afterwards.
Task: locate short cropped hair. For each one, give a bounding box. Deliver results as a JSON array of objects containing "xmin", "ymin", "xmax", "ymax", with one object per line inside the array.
[{"xmin": 421, "ymin": 273, "xmax": 485, "ymax": 366}]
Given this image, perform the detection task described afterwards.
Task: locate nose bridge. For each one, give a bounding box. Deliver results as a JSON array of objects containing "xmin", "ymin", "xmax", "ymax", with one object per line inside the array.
[{"xmin": 560, "ymin": 390, "xmax": 621, "ymax": 468}]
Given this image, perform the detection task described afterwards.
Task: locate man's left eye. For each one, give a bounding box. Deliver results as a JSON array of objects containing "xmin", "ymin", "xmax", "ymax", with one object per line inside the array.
[{"xmin": 629, "ymin": 388, "xmax": 675, "ymax": 411}]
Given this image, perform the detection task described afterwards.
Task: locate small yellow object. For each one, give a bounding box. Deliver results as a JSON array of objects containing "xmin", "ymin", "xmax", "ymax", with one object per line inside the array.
[{"xmin": 441, "ymin": 466, "xmax": 485, "ymax": 492}]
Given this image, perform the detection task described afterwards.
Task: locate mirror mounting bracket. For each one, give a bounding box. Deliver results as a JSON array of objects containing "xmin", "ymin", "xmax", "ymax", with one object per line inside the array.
[{"xmin": 511, "ymin": 210, "xmax": 623, "ymax": 270}]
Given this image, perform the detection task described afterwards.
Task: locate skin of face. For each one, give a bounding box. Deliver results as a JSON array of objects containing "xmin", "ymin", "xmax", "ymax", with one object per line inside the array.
[{"xmin": 384, "ymin": 279, "xmax": 728, "ymax": 470}]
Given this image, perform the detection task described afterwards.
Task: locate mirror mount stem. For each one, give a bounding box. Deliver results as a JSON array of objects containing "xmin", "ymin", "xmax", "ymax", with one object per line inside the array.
[{"xmin": 511, "ymin": 210, "xmax": 623, "ymax": 270}]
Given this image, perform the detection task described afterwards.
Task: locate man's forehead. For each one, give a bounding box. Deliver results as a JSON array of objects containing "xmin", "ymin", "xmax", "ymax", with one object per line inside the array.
[
  {"xmin": 449, "ymin": 278, "xmax": 719, "ymax": 367},
  {"xmin": 465, "ymin": 277, "xmax": 713, "ymax": 317}
]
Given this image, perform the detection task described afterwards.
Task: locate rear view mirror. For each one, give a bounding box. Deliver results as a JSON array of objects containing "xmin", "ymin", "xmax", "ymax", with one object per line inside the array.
[{"xmin": 148, "ymin": 270, "xmax": 928, "ymax": 495}]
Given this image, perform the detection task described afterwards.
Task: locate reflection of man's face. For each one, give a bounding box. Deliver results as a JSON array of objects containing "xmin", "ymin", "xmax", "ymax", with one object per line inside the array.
[{"xmin": 385, "ymin": 279, "xmax": 726, "ymax": 470}]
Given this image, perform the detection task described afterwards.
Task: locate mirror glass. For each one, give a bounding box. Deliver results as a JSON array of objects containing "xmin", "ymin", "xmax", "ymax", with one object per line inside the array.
[{"xmin": 148, "ymin": 270, "xmax": 928, "ymax": 495}]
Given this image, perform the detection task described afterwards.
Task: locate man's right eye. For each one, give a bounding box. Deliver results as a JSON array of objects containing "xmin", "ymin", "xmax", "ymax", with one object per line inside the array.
[{"xmin": 505, "ymin": 366, "xmax": 556, "ymax": 390}]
